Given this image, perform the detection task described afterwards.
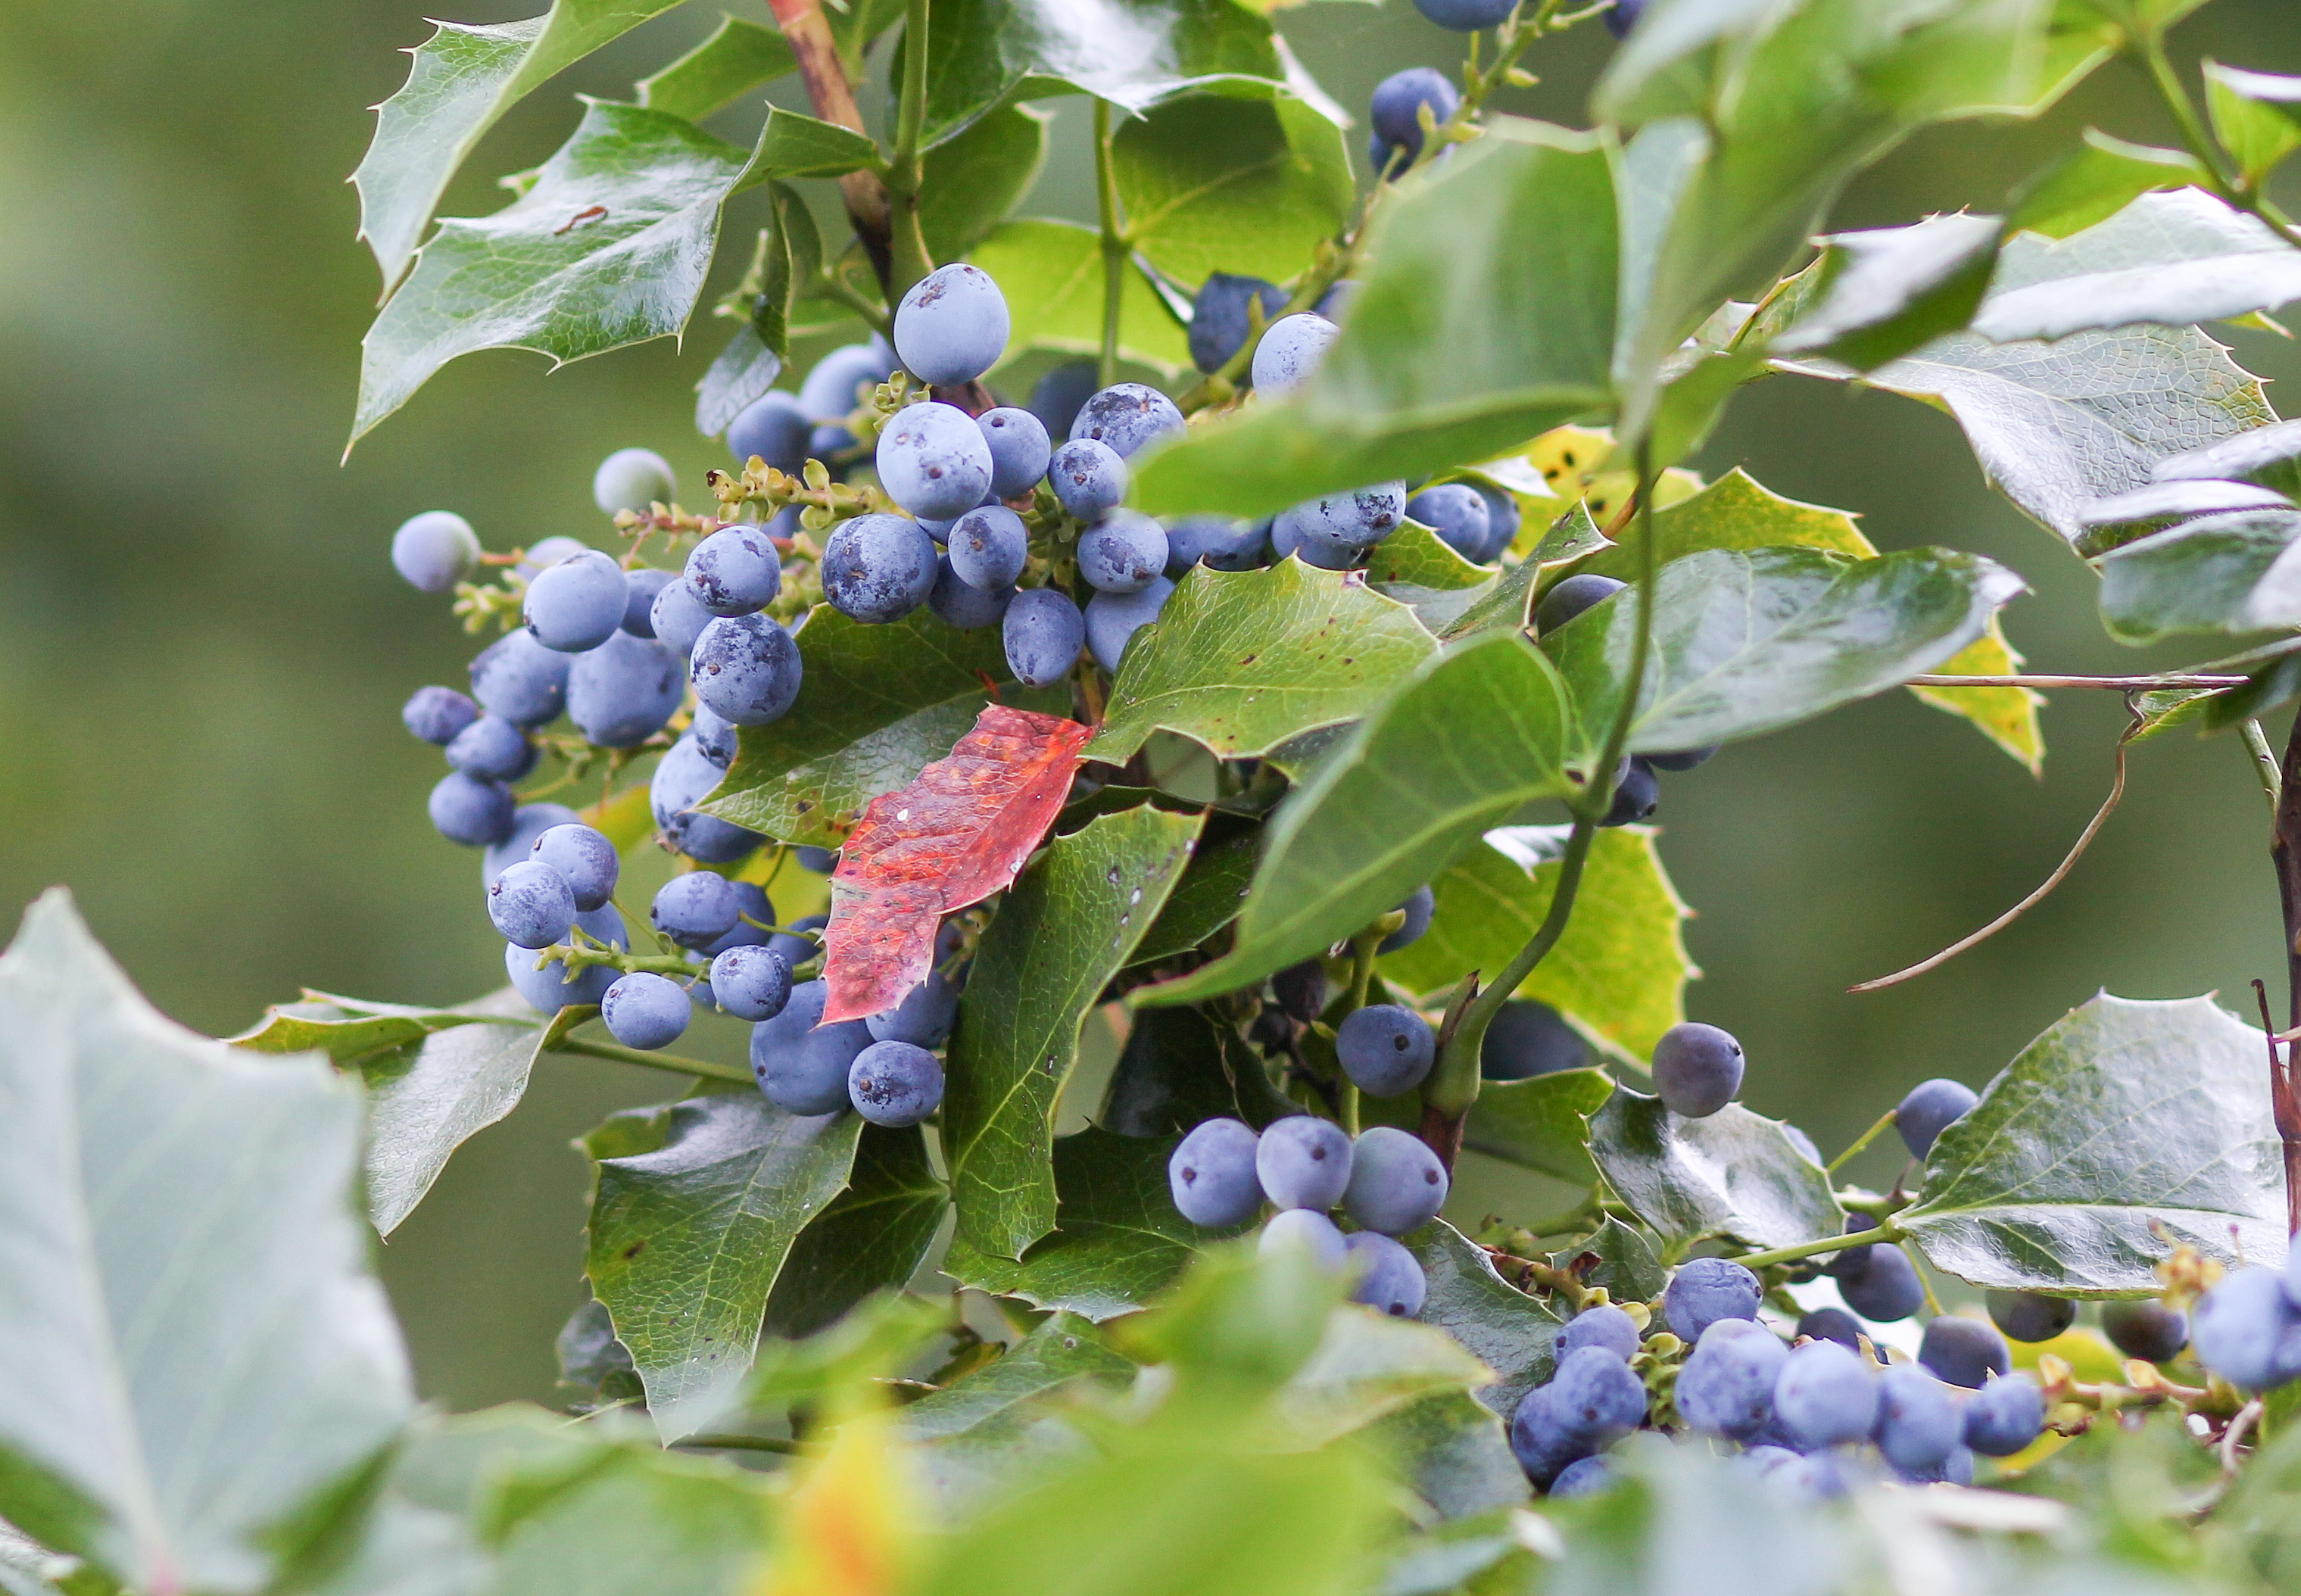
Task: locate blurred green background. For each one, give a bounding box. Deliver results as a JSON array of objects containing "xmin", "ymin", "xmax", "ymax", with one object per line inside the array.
[{"xmin": 3, "ymin": 0, "xmax": 2297, "ymax": 1408}]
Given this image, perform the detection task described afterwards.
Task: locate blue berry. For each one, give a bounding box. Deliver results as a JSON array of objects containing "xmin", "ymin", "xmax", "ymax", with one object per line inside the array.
[
  {"xmin": 1797, "ymin": 1308, "xmax": 1864, "ymax": 1351},
  {"xmin": 848, "ymin": 1040, "xmax": 944, "ymax": 1126},
  {"xmin": 1342, "ymin": 1126, "xmax": 1448, "ymax": 1235},
  {"xmin": 601, "ymin": 971, "xmax": 691, "ymax": 1049},
  {"xmin": 1473, "ymin": 483, "xmax": 1521, "ymax": 561},
  {"xmin": 2192, "ymin": 1268, "xmax": 2301, "ymax": 1389},
  {"xmin": 1412, "ymin": 0, "xmax": 1517, "ymax": 29},
  {"xmin": 751, "ymin": 979, "xmax": 875, "ymax": 1116},
  {"xmin": 1004, "ymin": 588, "xmax": 1087, "ymax": 687},
  {"xmin": 866, "ymin": 967, "xmax": 962, "ymax": 1048},
  {"xmin": 1258, "ymin": 1208, "xmax": 1348, "ymax": 1267},
  {"xmin": 1189, "ymin": 273, "xmax": 1290, "ymax": 373},
  {"xmin": 1369, "ymin": 68, "xmax": 1460, "ymax": 170},
  {"xmin": 701, "ymin": 881, "xmax": 774, "ymax": 956},
  {"xmin": 977, "ymin": 407, "xmax": 1052, "ymax": 499},
  {"xmin": 684, "ymin": 526, "xmax": 783, "ymax": 617},
  {"xmin": 1872, "ymin": 1364, "xmax": 1959, "ymax": 1473},
  {"xmin": 893, "ymin": 263, "xmax": 1009, "ymax": 385},
  {"xmin": 648, "ymin": 578, "xmax": 715, "ymax": 659},
  {"xmin": 1028, "ymin": 360, "xmax": 1099, "ymax": 438},
  {"xmin": 514, "ymin": 536, "xmax": 589, "ymax": 581},
  {"xmin": 1535, "ymin": 574, "xmax": 1626, "ymax": 634},
  {"xmin": 1481, "ymin": 1000, "xmax": 1589, "ymax": 1080},
  {"xmin": 726, "ymin": 391, "xmax": 810, "ymax": 473},
  {"xmin": 1068, "ymin": 383, "xmax": 1185, "ymax": 460},
  {"xmin": 1663, "ymin": 1258, "xmax": 1761, "ymax": 1342},
  {"xmin": 1378, "ymin": 884, "xmax": 1434, "ymax": 953},
  {"xmin": 651, "ymin": 737, "xmax": 765, "ymax": 863},
  {"xmin": 1344, "ymin": 1231, "xmax": 1427, "ymax": 1317},
  {"xmin": 1255, "ymin": 1114, "xmax": 1352, "ymax": 1211},
  {"xmin": 483, "ymin": 802, "xmax": 580, "ymax": 888},
  {"xmin": 532, "ymin": 823, "xmax": 618, "ymax": 911},
  {"xmin": 1599, "ymin": 756, "xmax": 1660, "ymax": 828},
  {"xmin": 1508, "ymin": 1386, "xmax": 1591, "ymax": 1488},
  {"xmin": 1283, "ymin": 483, "xmax": 1407, "ymax": 556},
  {"xmin": 593, "ymin": 448, "xmax": 675, "ymax": 516},
  {"xmin": 1549, "ymin": 1455, "xmax": 1613, "ymax": 1498},
  {"xmin": 652, "ymin": 872, "xmax": 740, "ymax": 949},
  {"xmin": 1084, "ymin": 578, "xmax": 1174, "ymax": 672},
  {"xmin": 1559, "ymin": 1304, "xmax": 1641, "ymax": 1361},
  {"xmin": 621, "ymin": 568, "xmax": 678, "ymax": 637},
  {"xmin": 1987, "ymin": 1290, "xmax": 2075, "ymax": 1345},
  {"xmin": 1646, "ymin": 746, "xmax": 1718, "ymax": 772},
  {"xmin": 1335, "ymin": 1005, "xmax": 1435, "ymax": 1097},
  {"xmin": 568, "ymin": 631, "xmax": 683, "ymax": 748},
  {"xmin": 524, "ymin": 549, "xmax": 628, "ymax": 653},
  {"xmin": 1772, "ymin": 1339, "xmax": 1877, "ymax": 1449},
  {"xmin": 711, "ymin": 944, "xmax": 793, "ymax": 1021},
  {"xmin": 1897, "ymin": 1078, "xmax": 1978, "ymax": 1158},
  {"xmin": 1405, "ymin": 485, "xmax": 1492, "ymax": 560},
  {"xmin": 2102, "ymin": 1300, "xmax": 2190, "ymax": 1363},
  {"xmin": 822, "ymin": 513, "xmax": 939, "ymax": 624},
  {"xmin": 1547, "ymin": 1344, "xmax": 1649, "ymax": 1441},
  {"xmin": 930, "ymin": 553, "xmax": 1013, "ymax": 630},
  {"xmin": 799, "ymin": 341, "xmax": 893, "ymax": 420},
  {"xmin": 1604, "ymin": 0, "xmax": 1645, "ymax": 38},
  {"xmin": 488, "ymin": 858, "xmax": 576, "ymax": 949},
  {"xmin": 1251, "ymin": 313, "xmax": 1340, "ymax": 396},
  {"xmin": 429, "ymin": 772, "xmax": 516, "ymax": 847},
  {"xmin": 767, "ymin": 912, "xmax": 827, "ymax": 970},
  {"xmin": 1825, "ymin": 1214, "xmax": 1882, "ymax": 1280},
  {"xmin": 1837, "ymin": 1242, "xmax": 1925, "ymax": 1323},
  {"xmin": 689, "ymin": 703, "xmax": 739, "ymax": 768},
  {"xmin": 1169, "ymin": 1118, "xmax": 1264, "ymax": 1227},
  {"xmin": 1077, "ymin": 511, "xmax": 1169, "ymax": 594},
  {"xmin": 469, "ymin": 630, "xmax": 572, "ymax": 727},
  {"xmin": 691, "ymin": 613, "xmax": 803, "ymax": 725},
  {"xmin": 1676, "ymin": 1319, "xmax": 1787, "ymax": 1441},
  {"xmin": 1963, "ymin": 1373, "xmax": 2044, "ymax": 1456},
  {"xmin": 1047, "ymin": 438, "xmax": 1129, "ymax": 521},
  {"xmin": 1652, "ymin": 1021, "xmax": 1744, "ymax": 1118},
  {"xmin": 1163, "ymin": 516, "xmax": 1263, "ymax": 574},
  {"xmin": 447, "ymin": 715, "xmax": 535, "ymax": 782},
  {"xmin": 391, "ymin": 510, "xmax": 481, "ymax": 593},
  {"xmin": 795, "ymin": 846, "xmax": 837, "ymax": 874},
  {"xmin": 504, "ymin": 903, "xmax": 627, "ymax": 1012},
  {"xmin": 403, "ymin": 685, "xmax": 479, "ymax": 745},
  {"xmin": 949, "ymin": 506, "xmax": 1030, "ymax": 591}
]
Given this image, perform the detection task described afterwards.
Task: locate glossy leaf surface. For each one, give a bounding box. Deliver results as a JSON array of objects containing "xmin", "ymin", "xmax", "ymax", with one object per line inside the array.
[{"xmin": 1590, "ymin": 1088, "xmax": 1844, "ymax": 1252}]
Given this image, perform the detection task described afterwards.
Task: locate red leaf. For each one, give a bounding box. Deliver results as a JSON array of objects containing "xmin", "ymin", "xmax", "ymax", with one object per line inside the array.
[{"xmin": 820, "ymin": 705, "xmax": 1093, "ymax": 1022}]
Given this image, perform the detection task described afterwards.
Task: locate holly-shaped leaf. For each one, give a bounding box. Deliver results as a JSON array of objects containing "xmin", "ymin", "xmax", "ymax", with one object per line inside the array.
[
  {"xmin": 230, "ymin": 989, "xmax": 497, "ymax": 1060},
  {"xmin": 0, "ymin": 893, "xmax": 411, "ymax": 1594},
  {"xmin": 821, "ymin": 705, "xmax": 1094, "ymax": 1023},
  {"xmin": 2009, "ymin": 129, "xmax": 2215, "ymax": 240},
  {"xmin": 1899, "ymin": 993, "xmax": 2289, "ymax": 1293},
  {"xmin": 943, "ymin": 805, "xmax": 1202, "ymax": 1257},
  {"xmin": 1590, "ymin": 1088, "xmax": 1844, "ymax": 1253},
  {"xmin": 1112, "ymin": 92, "xmax": 1354, "ymax": 289},
  {"xmin": 762, "ymin": 1124, "xmax": 947, "ymax": 1340},
  {"xmin": 635, "ymin": 14, "xmax": 795, "ymax": 122},
  {"xmin": 1403, "ymin": 1221, "xmax": 1561, "ymax": 1420}
]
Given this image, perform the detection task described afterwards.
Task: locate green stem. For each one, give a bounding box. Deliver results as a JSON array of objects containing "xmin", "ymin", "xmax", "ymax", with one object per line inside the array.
[
  {"xmin": 1093, "ymin": 98, "xmax": 1124, "ymax": 388},
  {"xmin": 2247, "ymin": 718, "xmax": 2283, "ymax": 821},
  {"xmin": 1826, "ymin": 1108, "xmax": 1899, "ymax": 1175},
  {"xmin": 813, "ymin": 265, "xmax": 893, "ymax": 335},
  {"xmin": 549, "ymin": 1035, "xmax": 756, "ymax": 1085},
  {"xmin": 881, "ymin": 0, "xmax": 935, "ymax": 296},
  {"xmin": 2131, "ymin": 28, "xmax": 2294, "ymax": 229},
  {"xmin": 1732, "ymin": 1223, "xmax": 1901, "ymax": 1275},
  {"xmin": 672, "ymin": 1433, "xmax": 804, "ymax": 1454}
]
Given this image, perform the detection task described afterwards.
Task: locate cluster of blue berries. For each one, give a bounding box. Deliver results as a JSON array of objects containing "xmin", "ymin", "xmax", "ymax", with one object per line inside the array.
[
  {"xmin": 1517, "ymin": 1260, "xmax": 2048, "ymax": 1501},
  {"xmin": 2190, "ymin": 1252, "xmax": 2301, "ymax": 1392}
]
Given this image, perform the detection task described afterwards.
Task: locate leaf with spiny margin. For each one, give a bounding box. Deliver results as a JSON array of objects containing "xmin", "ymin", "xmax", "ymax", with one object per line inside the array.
[
  {"xmin": 1085, "ymin": 561, "xmax": 1439, "ymax": 767},
  {"xmin": 944, "ymin": 807, "xmax": 1202, "ymax": 1259},
  {"xmin": 898, "ymin": 1314, "xmax": 1134, "ymax": 1442},
  {"xmin": 1112, "ymin": 92, "xmax": 1354, "ymax": 289},
  {"xmin": 1772, "ymin": 213, "xmax": 2003, "ymax": 373},
  {"xmin": 1378, "ymin": 830, "xmax": 1692, "ymax": 1065},
  {"xmin": 1367, "ymin": 522, "xmax": 1497, "ymax": 633},
  {"xmin": 750, "ymin": 104, "xmax": 885, "ymax": 178},
  {"xmin": 1354, "ymin": 1392, "xmax": 1530, "ymax": 1521},
  {"xmin": 0, "ymin": 892, "xmax": 411, "ymax": 1596},
  {"xmin": 1274, "ymin": 1307, "xmax": 1496, "ymax": 1448},
  {"xmin": 2008, "ymin": 129, "xmax": 2212, "ymax": 239},
  {"xmin": 719, "ymin": 684, "xmax": 1069, "ymax": 849},
  {"xmin": 2206, "ymin": 62, "xmax": 2301, "ymax": 187},
  {"xmin": 636, "ymin": 14, "xmax": 794, "ymax": 122},
  {"xmin": 1897, "ymin": 993, "xmax": 2288, "ymax": 1293},
  {"xmin": 2097, "ymin": 507, "xmax": 2301, "ymax": 644},
  {"xmin": 942, "ymin": 1127, "xmax": 1236, "ymax": 1317},
  {"xmin": 1554, "ymin": 1216, "xmax": 1669, "ymax": 1305},
  {"xmin": 1543, "ymin": 545, "xmax": 2025, "ymax": 756},
  {"xmin": 922, "ymin": 104, "xmax": 1051, "ymax": 264},
  {"xmin": 1972, "ymin": 189, "xmax": 2301, "ymax": 344},
  {"xmin": 1589, "ymin": 1088, "xmax": 1844, "ymax": 1252},
  {"xmin": 1434, "ymin": 556, "xmax": 1539, "ymax": 644},
  {"xmin": 967, "ymin": 220, "xmax": 1193, "ymax": 379},
  {"xmin": 761, "ymin": 1126, "xmax": 946, "ymax": 1341},
  {"xmin": 1133, "ymin": 121, "xmax": 1618, "ymax": 519},
  {"xmin": 1136, "ymin": 631, "xmax": 1577, "ymax": 1007},
  {"xmin": 585, "ymin": 1090, "xmax": 863, "ymax": 1440},
  {"xmin": 917, "ymin": 0, "xmax": 1288, "ymax": 148},
  {"xmin": 706, "ymin": 601, "xmax": 1016, "ymax": 834},
  {"xmin": 230, "ymin": 989, "xmax": 496, "ymax": 1059},
  {"xmin": 352, "ymin": 3, "xmax": 687, "ymax": 290},
  {"xmin": 1403, "ymin": 1221, "xmax": 1561, "ymax": 1419}
]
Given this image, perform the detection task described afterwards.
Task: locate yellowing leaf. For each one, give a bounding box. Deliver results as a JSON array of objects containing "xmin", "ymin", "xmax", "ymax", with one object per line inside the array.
[
  {"xmin": 1908, "ymin": 619, "xmax": 2046, "ymax": 775},
  {"xmin": 753, "ymin": 1408, "xmax": 916, "ymax": 1596}
]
